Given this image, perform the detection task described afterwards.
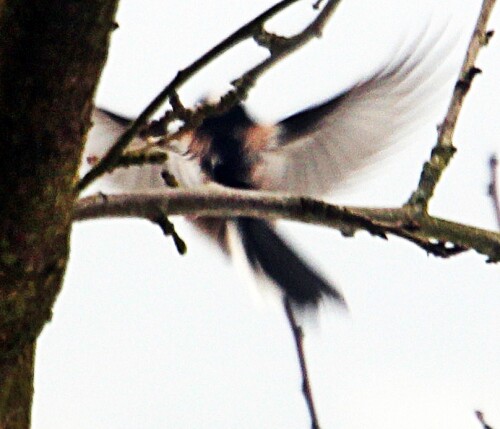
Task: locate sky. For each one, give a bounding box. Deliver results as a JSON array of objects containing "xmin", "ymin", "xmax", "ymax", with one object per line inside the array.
[{"xmin": 32, "ymin": 1, "xmax": 498, "ymax": 428}]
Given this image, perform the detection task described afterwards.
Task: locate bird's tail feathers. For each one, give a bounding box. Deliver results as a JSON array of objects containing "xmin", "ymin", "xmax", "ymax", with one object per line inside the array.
[{"xmin": 229, "ymin": 218, "xmax": 345, "ymax": 310}]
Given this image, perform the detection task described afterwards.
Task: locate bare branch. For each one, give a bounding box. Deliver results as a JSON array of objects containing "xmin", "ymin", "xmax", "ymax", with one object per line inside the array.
[
  {"xmin": 74, "ymin": 189, "xmax": 500, "ymax": 262},
  {"xmin": 77, "ymin": 0, "xmax": 341, "ymax": 191},
  {"xmin": 407, "ymin": 0, "xmax": 497, "ymax": 210},
  {"xmin": 284, "ymin": 298, "xmax": 321, "ymax": 429},
  {"xmin": 488, "ymin": 154, "xmax": 500, "ymax": 229}
]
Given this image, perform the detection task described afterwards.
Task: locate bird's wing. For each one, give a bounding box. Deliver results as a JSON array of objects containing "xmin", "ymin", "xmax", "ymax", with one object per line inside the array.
[
  {"xmin": 252, "ymin": 26, "xmax": 459, "ymax": 197},
  {"xmin": 85, "ymin": 108, "xmax": 204, "ymax": 192}
]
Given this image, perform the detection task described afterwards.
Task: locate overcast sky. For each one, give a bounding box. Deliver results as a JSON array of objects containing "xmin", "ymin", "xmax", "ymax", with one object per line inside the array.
[{"xmin": 33, "ymin": 1, "xmax": 498, "ymax": 429}]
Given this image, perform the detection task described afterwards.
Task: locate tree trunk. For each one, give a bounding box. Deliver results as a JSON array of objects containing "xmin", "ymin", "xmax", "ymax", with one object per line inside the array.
[{"xmin": 0, "ymin": 1, "xmax": 119, "ymax": 427}]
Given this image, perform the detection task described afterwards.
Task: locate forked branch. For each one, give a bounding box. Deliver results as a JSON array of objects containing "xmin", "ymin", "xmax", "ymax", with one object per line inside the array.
[{"xmin": 77, "ymin": 0, "xmax": 341, "ymax": 191}]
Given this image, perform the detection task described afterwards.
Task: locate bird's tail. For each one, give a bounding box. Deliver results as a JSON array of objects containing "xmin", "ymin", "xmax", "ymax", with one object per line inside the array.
[{"xmin": 232, "ymin": 217, "xmax": 345, "ymax": 308}]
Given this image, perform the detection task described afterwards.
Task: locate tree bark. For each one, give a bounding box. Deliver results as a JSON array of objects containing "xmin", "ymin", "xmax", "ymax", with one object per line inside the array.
[{"xmin": 0, "ymin": 1, "xmax": 119, "ymax": 427}]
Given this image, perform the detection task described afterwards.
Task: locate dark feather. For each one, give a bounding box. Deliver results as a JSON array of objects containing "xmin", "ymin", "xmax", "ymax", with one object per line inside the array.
[
  {"xmin": 96, "ymin": 108, "xmax": 132, "ymax": 127},
  {"xmin": 236, "ymin": 217, "xmax": 344, "ymax": 306},
  {"xmin": 197, "ymin": 105, "xmax": 255, "ymax": 188},
  {"xmin": 279, "ymin": 92, "xmax": 347, "ymax": 139}
]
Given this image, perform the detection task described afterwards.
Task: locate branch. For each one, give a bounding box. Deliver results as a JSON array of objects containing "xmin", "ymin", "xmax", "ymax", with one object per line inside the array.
[
  {"xmin": 78, "ymin": 0, "xmax": 341, "ymax": 191},
  {"xmin": 284, "ymin": 298, "xmax": 321, "ymax": 429},
  {"xmin": 74, "ymin": 189, "xmax": 500, "ymax": 262},
  {"xmin": 407, "ymin": 0, "xmax": 496, "ymax": 210},
  {"xmin": 488, "ymin": 154, "xmax": 500, "ymax": 229}
]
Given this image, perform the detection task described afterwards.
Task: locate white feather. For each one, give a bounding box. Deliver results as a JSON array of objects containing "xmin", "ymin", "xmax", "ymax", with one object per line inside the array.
[
  {"xmin": 252, "ymin": 22, "xmax": 461, "ymax": 197},
  {"xmin": 84, "ymin": 110, "xmax": 202, "ymax": 192}
]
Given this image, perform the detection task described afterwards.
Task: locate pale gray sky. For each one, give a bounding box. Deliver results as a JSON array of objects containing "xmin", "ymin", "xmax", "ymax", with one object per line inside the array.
[{"xmin": 33, "ymin": 1, "xmax": 498, "ymax": 428}]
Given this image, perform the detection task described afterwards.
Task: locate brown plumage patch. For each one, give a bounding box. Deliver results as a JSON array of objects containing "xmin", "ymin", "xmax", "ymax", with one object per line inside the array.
[{"xmin": 243, "ymin": 125, "xmax": 281, "ymax": 153}]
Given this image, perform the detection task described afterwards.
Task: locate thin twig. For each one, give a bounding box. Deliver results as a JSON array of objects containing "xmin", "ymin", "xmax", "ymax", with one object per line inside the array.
[
  {"xmin": 476, "ymin": 410, "xmax": 495, "ymax": 429},
  {"xmin": 77, "ymin": 0, "xmax": 341, "ymax": 191},
  {"xmin": 154, "ymin": 212, "xmax": 187, "ymax": 255},
  {"xmin": 407, "ymin": 0, "xmax": 497, "ymax": 210},
  {"xmin": 115, "ymin": 149, "xmax": 169, "ymax": 168},
  {"xmin": 312, "ymin": 0, "xmax": 325, "ymax": 10},
  {"xmin": 73, "ymin": 189, "xmax": 500, "ymax": 262},
  {"xmin": 488, "ymin": 154, "xmax": 500, "ymax": 229},
  {"xmin": 283, "ymin": 298, "xmax": 321, "ymax": 429}
]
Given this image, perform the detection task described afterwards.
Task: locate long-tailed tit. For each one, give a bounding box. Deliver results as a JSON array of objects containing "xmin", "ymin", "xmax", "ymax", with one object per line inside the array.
[{"xmin": 86, "ymin": 26, "xmax": 458, "ymax": 310}]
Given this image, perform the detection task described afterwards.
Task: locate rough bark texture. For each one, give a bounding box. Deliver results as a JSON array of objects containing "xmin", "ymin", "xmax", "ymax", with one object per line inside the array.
[{"xmin": 0, "ymin": 1, "xmax": 119, "ymax": 427}]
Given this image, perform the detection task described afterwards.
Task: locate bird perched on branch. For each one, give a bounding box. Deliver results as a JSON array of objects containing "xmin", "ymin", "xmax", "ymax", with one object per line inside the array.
[{"xmin": 86, "ymin": 26, "xmax": 457, "ymax": 310}]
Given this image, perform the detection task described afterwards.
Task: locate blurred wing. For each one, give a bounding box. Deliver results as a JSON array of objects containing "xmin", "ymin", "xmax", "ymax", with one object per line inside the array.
[
  {"xmin": 85, "ymin": 109, "xmax": 203, "ymax": 192},
  {"xmin": 253, "ymin": 26, "xmax": 459, "ymax": 197}
]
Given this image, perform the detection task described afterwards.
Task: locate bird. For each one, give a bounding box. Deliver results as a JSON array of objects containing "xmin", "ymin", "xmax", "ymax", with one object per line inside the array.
[{"xmin": 85, "ymin": 24, "xmax": 458, "ymax": 310}]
